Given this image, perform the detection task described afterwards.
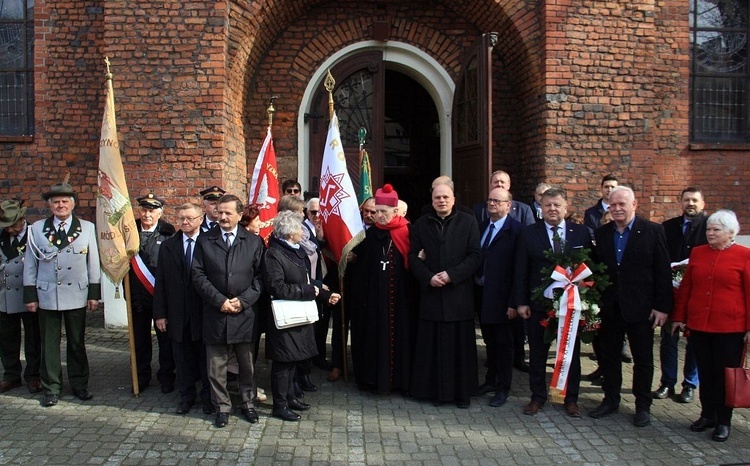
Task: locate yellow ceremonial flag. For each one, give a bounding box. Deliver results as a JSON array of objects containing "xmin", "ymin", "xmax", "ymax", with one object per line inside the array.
[{"xmin": 96, "ymin": 59, "xmax": 139, "ymax": 284}]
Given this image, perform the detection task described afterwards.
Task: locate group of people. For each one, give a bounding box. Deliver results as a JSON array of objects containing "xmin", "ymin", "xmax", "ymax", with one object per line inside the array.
[{"xmin": 0, "ymin": 173, "xmax": 747, "ymax": 442}]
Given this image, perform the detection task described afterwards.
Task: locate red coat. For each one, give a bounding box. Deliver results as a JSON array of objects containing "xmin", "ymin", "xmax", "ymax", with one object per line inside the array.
[{"xmin": 673, "ymin": 244, "xmax": 750, "ymax": 333}]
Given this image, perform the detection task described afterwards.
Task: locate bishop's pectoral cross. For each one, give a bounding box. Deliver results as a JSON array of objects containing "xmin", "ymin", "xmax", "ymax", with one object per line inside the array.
[{"xmin": 380, "ymin": 260, "xmax": 389, "ymax": 271}]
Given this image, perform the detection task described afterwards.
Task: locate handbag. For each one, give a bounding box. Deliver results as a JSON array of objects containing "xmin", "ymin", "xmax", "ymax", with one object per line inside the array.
[
  {"xmin": 724, "ymin": 342, "xmax": 750, "ymax": 408},
  {"xmin": 271, "ymin": 299, "xmax": 319, "ymax": 329}
]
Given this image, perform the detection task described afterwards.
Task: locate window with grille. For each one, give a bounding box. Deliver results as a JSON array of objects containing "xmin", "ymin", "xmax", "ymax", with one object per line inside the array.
[
  {"xmin": 0, "ymin": 0, "xmax": 33, "ymax": 137},
  {"xmin": 690, "ymin": 0, "xmax": 749, "ymax": 143}
]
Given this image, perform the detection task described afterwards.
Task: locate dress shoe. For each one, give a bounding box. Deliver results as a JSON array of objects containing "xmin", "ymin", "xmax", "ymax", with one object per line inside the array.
[
  {"xmin": 678, "ymin": 386, "xmax": 695, "ymax": 403},
  {"xmin": 293, "ymin": 382, "xmax": 305, "ymax": 398},
  {"xmin": 289, "ymin": 399, "xmax": 311, "ymax": 411},
  {"xmin": 214, "ymin": 412, "xmax": 229, "ymax": 428},
  {"xmin": 633, "ymin": 410, "xmax": 651, "ymax": 427},
  {"xmin": 652, "ymin": 384, "xmax": 674, "ymax": 400},
  {"xmin": 27, "ymin": 379, "xmax": 42, "ymax": 393},
  {"xmin": 241, "ymin": 407, "xmax": 259, "ymax": 424},
  {"xmin": 585, "ymin": 368, "xmax": 602, "ymax": 382},
  {"xmin": 272, "ymin": 406, "xmax": 301, "ymax": 422},
  {"xmin": 564, "ymin": 402, "xmax": 581, "ymax": 418},
  {"xmin": 523, "ymin": 400, "xmax": 543, "ymax": 416},
  {"xmin": 327, "ymin": 368, "xmax": 342, "ymax": 382},
  {"xmin": 73, "ymin": 389, "xmax": 93, "ymax": 401},
  {"xmin": 711, "ymin": 424, "xmax": 730, "ymax": 442},
  {"xmin": 161, "ymin": 383, "xmax": 175, "ymax": 394},
  {"xmin": 477, "ymin": 383, "xmax": 497, "ymax": 395},
  {"xmin": 0, "ymin": 380, "xmax": 21, "ymax": 393},
  {"xmin": 298, "ymin": 375, "xmax": 318, "ymax": 392},
  {"xmin": 690, "ymin": 416, "xmax": 717, "ymax": 432},
  {"xmin": 456, "ymin": 400, "xmax": 470, "ymax": 409},
  {"xmin": 513, "ymin": 362, "xmax": 530, "ymax": 373},
  {"xmin": 202, "ymin": 400, "xmax": 215, "ymax": 414},
  {"xmin": 176, "ymin": 401, "xmax": 193, "ymax": 415},
  {"xmin": 41, "ymin": 394, "xmax": 59, "ymax": 407},
  {"xmin": 489, "ymin": 391, "xmax": 508, "ymax": 407},
  {"xmin": 589, "ymin": 401, "xmax": 618, "ymax": 419}
]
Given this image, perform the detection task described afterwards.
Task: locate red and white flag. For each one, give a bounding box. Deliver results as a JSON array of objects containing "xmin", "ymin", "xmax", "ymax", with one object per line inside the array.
[
  {"xmin": 319, "ymin": 112, "xmax": 364, "ymax": 265},
  {"xmin": 248, "ymin": 126, "xmax": 279, "ymax": 240}
]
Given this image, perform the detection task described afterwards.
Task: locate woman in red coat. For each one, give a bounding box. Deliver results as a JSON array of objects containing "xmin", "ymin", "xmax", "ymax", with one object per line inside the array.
[{"xmin": 672, "ymin": 209, "xmax": 750, "ymax": 442}]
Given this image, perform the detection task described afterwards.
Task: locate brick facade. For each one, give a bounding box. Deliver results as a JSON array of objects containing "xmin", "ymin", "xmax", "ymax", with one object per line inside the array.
[{"xmin": 1, "ymin": 0, "xmax": 747, "ymax": 224}]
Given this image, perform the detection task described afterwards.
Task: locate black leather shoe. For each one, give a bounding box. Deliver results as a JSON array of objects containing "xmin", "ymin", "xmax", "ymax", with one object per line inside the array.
[
  {"xmin": 711, "ymin": 425, "xmax": 730, "ymax": 442},
  {"xmin": 176, "ymin": 401, "xmax": 193, "ymax": 415},
  {"xmin": 41, "ymin": 394, "xmax": 59, "ymax": 407},
  {"xmin": 678, "ymin": 386, "xmax": 695, "ymax": 403},
  {"xmin": 652, "ymin": 384, "xmax": 674, "ymax": 400},
  {"xmin": 477, "ymin": 383, "xmax": 497, "ymax": 395},
  {"xmin": 241, "ymin": 407, "xmax": 259, "ymax": 424},
  {"xmin": 73, "ymin": 389, "xmax": 93, "ymax": 401},
  {"xmin": 633, "ymin": 410, "xmax": 651, "ymax": 427},
  {"xmin": 690, "ymin": 416, "xmax": 717, "ymax": 432},
  {"xmin": 272, "ymin": 406, "xmax": 301, "ymax": 422},
  {"xmin": 293, "ymin": 382, "xmax": 305, "ymax": 398},
  {"xmin": 202, "ymin": 400, "xmax": 215, "ymax": 414},
  {"xmin": 299, "ymin": 375, "xmax": 318, "ymax": 392},
  {"xmin": 489, "ymin": 391, "xmax": 508, "ymax": 407},
  {"xmin": 214, "ymin": 412, "xmax": 229, "ymax": 428},
  {"xmin": 289, "ymin": 399, "xmax": 311, "ymax": 411},
  {"xmin": 589, "ymin": 402, "xmax": 618, "ymax": 419},
  {"xmin": 513, "ymin": 362, "xmax": 530, "ymax": 373}
]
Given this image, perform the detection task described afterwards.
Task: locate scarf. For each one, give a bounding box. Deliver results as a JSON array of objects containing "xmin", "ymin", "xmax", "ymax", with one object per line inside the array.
[{"xmin": 375, "ymin": 215, "xmax": 411, "ymax": 269}]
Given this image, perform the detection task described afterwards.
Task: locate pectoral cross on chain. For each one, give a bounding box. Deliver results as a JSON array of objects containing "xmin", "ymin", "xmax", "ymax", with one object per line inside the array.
[{"xmin": 380, "ymin": 260, "xmax": 389, "ymax": 271}]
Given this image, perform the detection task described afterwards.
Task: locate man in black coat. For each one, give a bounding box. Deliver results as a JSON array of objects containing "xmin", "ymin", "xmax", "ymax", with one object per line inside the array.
[
  {"xmin": 129, "ymin": 194, "xmax": 176, "ymax": 394},
  {"xmin": 591, "ymin": 186, "xmax": 673, "ymax": 427},
  {"xmin": 153, "ymin": 201, "xmax": 211, "ymax": 415},
  {"xmin": 653, "ymin": 187, "xmax": 707, "ymax": 403},
  {"xmin": 408, "ymin": 182, "xmax": 482, "ymax": 408},
  {"xmin": 515, "ymin": 187, "xmax": 593, "ymax": 417},
  {"xmin": 475, "ymin": 187, "xmax": 523, "ymax": 407},
  {"xmin": 192, "ymin": 195, "xmax": 264, "ymax": 428}
]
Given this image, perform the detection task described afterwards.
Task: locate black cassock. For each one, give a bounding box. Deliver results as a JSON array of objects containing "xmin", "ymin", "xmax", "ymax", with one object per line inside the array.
[{"xmin": 350, "ymin": 226, "xmax": 417, "ymax": 394}]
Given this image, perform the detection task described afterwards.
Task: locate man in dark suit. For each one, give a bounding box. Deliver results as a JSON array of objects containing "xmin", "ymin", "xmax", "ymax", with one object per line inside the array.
[
  {"xmin": 192, "ymin": 194, "xmax": 264, "ymax": 428},
  {"xmin": 153, "ymin": 201, "xmax": 212, "ymax": 415},
  {"xmin": 590, "ymin": 186, "xmax": 673, "ymax": 427},
  {"xmin": 584, "ymin": 174, "xmax": 619, "ymax": 240},
  {"xmin": 653, "ymin": 187, "xmax": 707, "ymax": 403},
  {"xmin": 515, "ymin": 187, "xmax": 593, "ymax": 417},
  {"xmin": 475, "ymin": 187, "xmax": 523, "ymax": 407}
]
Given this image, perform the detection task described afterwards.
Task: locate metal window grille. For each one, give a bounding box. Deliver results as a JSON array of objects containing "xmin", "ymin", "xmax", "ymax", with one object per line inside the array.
[{"xmin": 0, "ymin": 0, "xmax": 33, "ymax": 136}]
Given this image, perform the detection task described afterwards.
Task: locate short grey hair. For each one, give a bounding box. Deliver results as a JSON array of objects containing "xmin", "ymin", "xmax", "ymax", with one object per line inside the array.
[
  {"xmin": 609, "ymin": 185, "xmax": 635, "ymax": 201},
  {"xmin": 273, "ymin": 210, "xmax": 303, "ymax": 239},
  {"xmin": 707, "ymin": 209, "xmax": 740, "ymax": 237},
  {"xmin": 306, "ymin": 197, "xmax": 320, "ymax": 209}
]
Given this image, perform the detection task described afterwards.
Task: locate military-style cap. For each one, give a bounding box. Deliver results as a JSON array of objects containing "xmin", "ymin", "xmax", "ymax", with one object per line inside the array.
[
  {"xmin": 200, "ymin": 186, "xmax": 226, "ymax": 201},
  {"xmin": 42, "ymin": 182, "xmax": 77, "ymax": 201},
  {"xmin": 137, "ymin": 193, "xmax": 166, "ymax": 209},
  {"xmin": 0, "ymin": 200, "xmax": 27, "ymax": 227}
]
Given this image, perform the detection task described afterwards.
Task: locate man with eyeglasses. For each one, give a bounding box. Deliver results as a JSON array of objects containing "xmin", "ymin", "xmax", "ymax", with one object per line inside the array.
[
  {"xmin": 129, "ymin": 193, "xmax": 176, "ymax": 394},
  {"xmin": 199, "ymin": 186, "xmax": 225, "ymax": 232},
  {"xmin": 153, "ymin": 202, "xmax": 213, "ymax": 416},
  {"xmin": 281, "ymin": 179, "xmax": 303, "ymax": 199}
]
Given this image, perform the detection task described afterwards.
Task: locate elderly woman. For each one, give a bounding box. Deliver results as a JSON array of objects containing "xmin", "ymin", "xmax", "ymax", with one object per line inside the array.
[
  {"xmin": 239, "ymin": 204, "xmax": 262, "ymax": 235},
  {"xmin": 264, "ymin": 211, "xmax": 340, "ymax": 421},
  {"xmin": 672, "ymin": 210, "xmax": 750, "ymax": 442}
]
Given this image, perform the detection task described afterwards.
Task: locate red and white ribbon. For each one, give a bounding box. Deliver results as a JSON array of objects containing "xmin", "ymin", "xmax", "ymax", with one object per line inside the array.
[
  {"xmin": 130, "ymin": 254, "xmax": 155, "ymax": 295},
  {"xmin": 544, "ymin": 263, "xmax": 592, "ymax": 394}
]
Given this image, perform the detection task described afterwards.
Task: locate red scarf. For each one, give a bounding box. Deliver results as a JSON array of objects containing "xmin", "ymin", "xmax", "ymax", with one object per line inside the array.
[{"xmin": 375, "ymin": 215, "xmax": 411, "ymax": 269}]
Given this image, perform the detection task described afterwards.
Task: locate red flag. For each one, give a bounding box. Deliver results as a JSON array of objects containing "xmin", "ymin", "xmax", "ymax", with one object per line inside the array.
[
  {"xmin": 319, "ymin": 112, "xmax": 364, "ymax": 265},
  {"xmin": 248, "ymin": 126, "xmax": 279, "ymax": 240}
]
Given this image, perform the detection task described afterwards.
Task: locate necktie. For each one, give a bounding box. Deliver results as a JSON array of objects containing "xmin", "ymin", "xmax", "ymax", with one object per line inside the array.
[
  {"xmin": 184, "ymin": 238, "xmax": 193, "ymax": 267},
  {"xmin": 482, "ymin": 224, "xmax": 495, "ymax": 250},
  {"xmin": 58, "ymin": 221, "xmax": 67, "ymax": 240},
  {"xmin": 551, "ymin": 226, "xmax": 562, "ymax": 254},
  {"xmin": 11, "ymin": 236, "xmax": 19, "ymax": 250},
  {"xmin": 683, "ymin": 220, "xmax": 692, "ymax": 239},
  {"xmin": 224, "ymin": 232, "xmax": 233, "ymax": 248},
  {"xmin": 210, "ymin": 221, "xmax": 217, "ymax": 229}
]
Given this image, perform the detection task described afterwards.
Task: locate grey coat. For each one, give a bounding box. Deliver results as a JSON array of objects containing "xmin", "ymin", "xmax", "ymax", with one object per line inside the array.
[{"xmin": 0, "ymin": 227, "xmax": 27, "ymax": 313}]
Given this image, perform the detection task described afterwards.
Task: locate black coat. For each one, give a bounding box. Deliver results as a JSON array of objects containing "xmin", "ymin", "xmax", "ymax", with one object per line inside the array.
[
  {"xmin": 129, "ymin": 218, "xmax": 175, "ymax": 306},
  {"xmin": 594, "ymin": 216, "xmax": 673, "ymax": 323},
  {"xmin": 192, "ymin": 227, "xmax": 264, "ymax": 345},
  {"xmin": 478, "ymin": 216, "xmax": 523, "ymax": 324},
  {"xmin": 408, "ymin": 208, "xmax": 482, "ymax": 321},
  {"xmin": 264, "ymin": 236, "xmax": 320, "ymax": 362},
  {"xmin": 152, "ymin": 232, "xmax": 203, "ymax": 342},
  {"xmin": 662, "ymin": 212, "xmax": 708, "ymax": 262}
]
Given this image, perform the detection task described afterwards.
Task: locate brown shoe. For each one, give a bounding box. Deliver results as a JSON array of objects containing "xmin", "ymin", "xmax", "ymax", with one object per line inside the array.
[
  {"xmin": 564, "ymin": 402, "xmax": 581, "ymax": 417},
  {"xmin": 523, "ymin": 400, "xmax": 543, "ymax": 416},
  {"xmin": 0, "ymin": 380, "xmax": 22, "ymax": 393},
  {"xmin": 27, "ymin": 379, "xmax": 42, "ymax": 394},
  {"xmin": 327, "ymin": 368, "xmax": 341, "ymax": 382}
]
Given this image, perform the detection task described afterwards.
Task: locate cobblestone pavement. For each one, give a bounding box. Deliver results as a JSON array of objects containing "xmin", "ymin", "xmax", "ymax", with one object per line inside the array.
[{"xmin": 1, "ymin": 312, "xmax": 749, "ymax": 465}]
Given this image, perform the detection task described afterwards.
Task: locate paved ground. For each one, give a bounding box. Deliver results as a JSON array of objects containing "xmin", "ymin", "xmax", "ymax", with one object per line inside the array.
[{"xmin": 1, "ymin": 312, "xmax": 749, "ymax": 465}]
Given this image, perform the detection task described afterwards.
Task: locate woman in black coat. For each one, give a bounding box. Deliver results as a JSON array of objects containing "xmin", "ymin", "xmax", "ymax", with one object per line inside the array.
[{"xmin": 264, "ymin": 211, "xmax": 340, "ymax": 421}]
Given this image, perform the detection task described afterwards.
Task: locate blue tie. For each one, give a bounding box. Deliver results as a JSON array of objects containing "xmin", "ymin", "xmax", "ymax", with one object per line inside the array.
[
  {"xmin": 482, "ymin": 224, "xmax": 495, "ymax": 250},
  {"xmin": 184, "ymin": 238, "xmax": 193, "ymax": 267}
]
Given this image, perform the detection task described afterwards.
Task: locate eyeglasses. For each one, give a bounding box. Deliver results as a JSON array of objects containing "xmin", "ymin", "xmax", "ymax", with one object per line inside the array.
[
  {"xmin": 309, "ymin": 210, "xmax": 319, "ymax": 216},
  {"xmin": 487, "ymin": 198, "xmax": 510, "ymax": 204},
  {"xmin": 285, "ymin": 188, "xmax": 301, "ymax": 194},
  {"xmin": 177, "ymin": 215, "xmax": 202, "ymax": 223}
]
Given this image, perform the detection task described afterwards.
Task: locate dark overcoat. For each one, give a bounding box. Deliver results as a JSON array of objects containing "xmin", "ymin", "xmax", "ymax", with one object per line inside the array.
[{"xmin": 478, "ymin": 216, "xmax": 523, "ymax": 324}]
